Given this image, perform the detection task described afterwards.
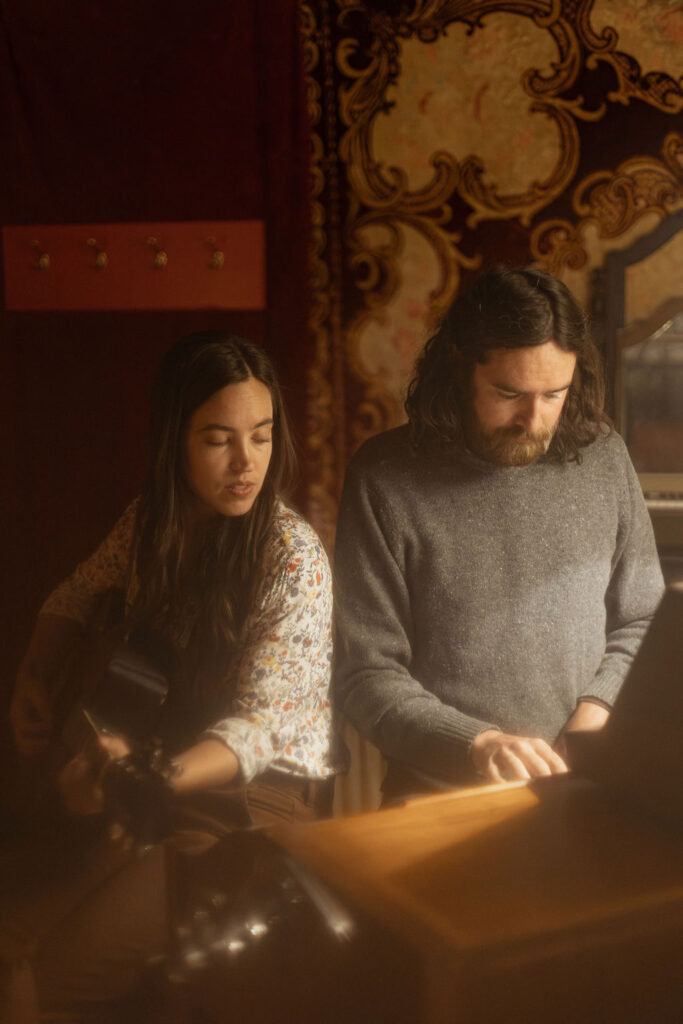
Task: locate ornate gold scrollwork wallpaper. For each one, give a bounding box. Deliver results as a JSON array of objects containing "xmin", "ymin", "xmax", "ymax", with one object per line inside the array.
[{"xmin": 302, "ymin": 0, "xmax": 683, "ymax": 548}]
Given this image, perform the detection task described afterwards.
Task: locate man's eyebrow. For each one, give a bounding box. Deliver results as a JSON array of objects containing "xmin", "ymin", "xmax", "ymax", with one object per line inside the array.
[
  {"xmin": 198, "ymin": 418, "xmax": 274, "ymax": 432},
  {"xmin": 493, "ymin": 382, "xmax": 572, "ymax": 395}
]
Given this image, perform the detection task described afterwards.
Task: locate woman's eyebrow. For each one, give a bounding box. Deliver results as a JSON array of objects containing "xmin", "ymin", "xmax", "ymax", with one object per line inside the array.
[{"xmin": 198, "ymin": 417, "xmax": 274, "ymax": 432}]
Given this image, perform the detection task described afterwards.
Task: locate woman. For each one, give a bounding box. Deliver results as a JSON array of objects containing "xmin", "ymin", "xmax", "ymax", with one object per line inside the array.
[{"xmin": 5, "ymin": 332, "xmax": 338, "ymax": 1020}]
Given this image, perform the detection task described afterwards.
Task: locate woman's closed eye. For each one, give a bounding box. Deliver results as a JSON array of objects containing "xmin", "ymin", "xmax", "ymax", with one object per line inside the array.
[{"xmin": 204, "ymin": 433, "xmax": 271, "ymax": 448}]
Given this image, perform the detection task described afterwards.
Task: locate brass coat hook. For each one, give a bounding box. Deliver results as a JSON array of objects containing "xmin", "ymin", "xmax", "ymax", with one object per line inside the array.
[
  {"xmin": 86, "ymin": 238, "xmax": 108, "ymax": 269},
  {"xmin": 147, "ymin": 236, "xmax": 168, "ymax": 269},
  {"xmin": 205, "ymin": 236, "xmax": 224, "ymax": 270},
  {"xmin": 30, "ymin": 240, "xmax": 50, "ymax": 271}
]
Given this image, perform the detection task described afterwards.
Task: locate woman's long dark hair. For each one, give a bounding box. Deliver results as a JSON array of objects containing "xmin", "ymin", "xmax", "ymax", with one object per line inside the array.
[
  {"xmin": 405, "ymin": 267, "xmax": 611, "ymax": 462},
  {"xmin": 130, "ymin": 332, "xmax": 296, "ymax": 674}
]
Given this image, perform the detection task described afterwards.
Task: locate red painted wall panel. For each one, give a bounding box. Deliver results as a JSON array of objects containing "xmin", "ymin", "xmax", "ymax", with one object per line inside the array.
[{"xmin": 3, "ymin": 221, "xmax": 265, "ymax": 310}]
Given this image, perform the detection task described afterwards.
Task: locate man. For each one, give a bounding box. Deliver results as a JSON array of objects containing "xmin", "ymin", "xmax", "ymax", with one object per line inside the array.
[{"xmin": 333, "ymin": 267, "xmax": 664, "ymax": 801}]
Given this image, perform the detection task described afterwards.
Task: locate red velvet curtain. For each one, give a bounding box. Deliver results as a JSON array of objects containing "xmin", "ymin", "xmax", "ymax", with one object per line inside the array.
[{"xmin": 0, "ymin": 1, "xmax": 312, "ymax": 687}]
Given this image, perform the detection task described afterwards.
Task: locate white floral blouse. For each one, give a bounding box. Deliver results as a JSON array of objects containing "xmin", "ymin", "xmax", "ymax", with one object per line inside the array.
[{"xmin": 41, "ymin": 500, "xmax": 338, "ymax": 783}]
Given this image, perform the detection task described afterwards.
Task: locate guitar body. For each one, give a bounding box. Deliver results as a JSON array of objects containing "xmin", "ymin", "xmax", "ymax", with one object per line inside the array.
[{"xmin": 10, "ymin": 591, "xmax": 126, "ymax": 831}]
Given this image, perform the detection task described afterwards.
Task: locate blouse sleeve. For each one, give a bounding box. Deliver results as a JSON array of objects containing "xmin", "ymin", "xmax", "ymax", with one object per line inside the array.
[
  {"xmin": 40, "ymin": 501, "xmax": 138, "ymax": 624},
  {"xmin": 204, "ymin": 515, "xmax": 334, "ymax": 782}
]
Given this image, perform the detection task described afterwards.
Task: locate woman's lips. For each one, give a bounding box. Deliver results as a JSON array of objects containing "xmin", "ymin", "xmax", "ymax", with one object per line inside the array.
[{"xmin": 224, "ymin": 481, "xmax": 254, "ymax": 496}]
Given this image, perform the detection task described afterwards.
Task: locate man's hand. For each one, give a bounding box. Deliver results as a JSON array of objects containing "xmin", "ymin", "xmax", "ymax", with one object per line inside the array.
[
  {"xmin": 9, "ymin": 669, "xmax": 53, "ymax": 756},
  {"xmin": 471, "ymin": 729, "xmax": 568, "ymax": 783},
  {"xmin": 555, "ymin": 700, "xmax": 610, "ymax": 761}
]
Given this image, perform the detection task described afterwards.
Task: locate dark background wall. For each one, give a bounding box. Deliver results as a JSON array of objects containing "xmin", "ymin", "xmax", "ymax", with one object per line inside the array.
[{"xmin": 0, "ymin": 0, "xmax": 312, "ymax": 688}]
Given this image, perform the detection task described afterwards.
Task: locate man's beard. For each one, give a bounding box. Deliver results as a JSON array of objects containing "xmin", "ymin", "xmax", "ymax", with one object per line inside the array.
[{"xmin": 467, "ymin": 417, "xmax": 556, "ymax": 467}]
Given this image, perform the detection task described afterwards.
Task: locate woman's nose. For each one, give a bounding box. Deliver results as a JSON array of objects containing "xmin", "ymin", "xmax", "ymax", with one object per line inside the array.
[{"xmin": 230, "ymin": 439, "xmax": 252, "ymax": 469}]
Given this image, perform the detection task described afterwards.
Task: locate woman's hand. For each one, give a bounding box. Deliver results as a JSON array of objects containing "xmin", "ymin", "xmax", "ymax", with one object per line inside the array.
[
  {"xmin": 10, "ymin": 612, "xmax": 84, "ymax": 756},
  {"xmin": 58, "ymin": 753, "xmax": 105, "ymax": 817},
  {"xmin": 98, "ymin": 733, "xmax": 131, "ymax": 761},
  {"xmin": 57, "ymin": 734, "xmax": 131, "ymax": 818},
  {"xmin": 9, "ymin": 668, "xmax": 53, "ymax": 756}
]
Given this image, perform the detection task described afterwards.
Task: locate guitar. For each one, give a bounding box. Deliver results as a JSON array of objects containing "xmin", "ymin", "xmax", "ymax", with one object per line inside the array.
[{"xmin": 12, "ymin": 590, "xmax": 169, "ymax": 835}]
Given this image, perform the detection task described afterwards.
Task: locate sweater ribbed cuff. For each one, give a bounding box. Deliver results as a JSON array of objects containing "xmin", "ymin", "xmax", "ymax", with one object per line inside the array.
[
  {"xmin": 577, "ymin": 695, "xmax": 612, "ymax": 712},
  {"xmin": 433, "ymin": 707, "xmax": 499, "ymax": 745},
  {"xmin": 426, "ymin": 707, "xmax": 500, "ymax": 778},
  {"xmin": 584, "ymin": 667, "xmax": 623, "ymax": 707}
]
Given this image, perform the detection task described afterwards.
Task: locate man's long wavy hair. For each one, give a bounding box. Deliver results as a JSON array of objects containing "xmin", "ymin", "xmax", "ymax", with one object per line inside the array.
[
  {"xmin": 129, "ymin": 332, "xmax": 296, "ymax": 676},
  {"xmin": 405, "ymin": 267, "xmax": 611, "ymax": 462}
]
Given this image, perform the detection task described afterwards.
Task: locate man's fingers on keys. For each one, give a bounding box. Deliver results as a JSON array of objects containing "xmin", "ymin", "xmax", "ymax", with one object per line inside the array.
[
  {"xmin": 530, "ymin": 738, "xmax": 568, "ymax": 775},
  {"xmin": 476, "ymin": 733, "xmax": 569, "ymax": 781}
]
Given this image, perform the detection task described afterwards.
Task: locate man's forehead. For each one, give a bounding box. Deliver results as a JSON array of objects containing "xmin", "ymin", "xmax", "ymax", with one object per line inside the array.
[{"xmin": 476, "ymin": 341, "xmax": 576, "ymax": 388}]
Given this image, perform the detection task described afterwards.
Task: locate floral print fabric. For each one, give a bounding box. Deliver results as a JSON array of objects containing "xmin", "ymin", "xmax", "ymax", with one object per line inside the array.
[{"xmin": 42, "ymin": 501, "xmax": 337, "ymax": 782}]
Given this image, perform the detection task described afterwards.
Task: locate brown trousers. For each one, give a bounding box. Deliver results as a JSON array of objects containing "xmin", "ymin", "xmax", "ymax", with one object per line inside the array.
[{"xmin": 1, "ymin": 772, "xmax": 333, "ymax": 1024}]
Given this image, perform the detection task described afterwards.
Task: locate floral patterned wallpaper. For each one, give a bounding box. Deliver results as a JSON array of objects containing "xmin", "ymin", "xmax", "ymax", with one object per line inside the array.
[{"xmin": 302, "ymin": 0, "xmax": 683, "ymax": 548}]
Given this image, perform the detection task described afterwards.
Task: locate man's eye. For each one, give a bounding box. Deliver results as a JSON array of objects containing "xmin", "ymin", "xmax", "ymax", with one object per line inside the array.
[{"xmin": 497, "ymin": 391, "xmax": 518, "ymax": 401}]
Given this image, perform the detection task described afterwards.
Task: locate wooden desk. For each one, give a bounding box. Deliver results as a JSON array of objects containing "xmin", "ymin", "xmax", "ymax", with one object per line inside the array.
[{"xmin": 273, "ymin": 775, "xmax": 683, "ymax": 1023}]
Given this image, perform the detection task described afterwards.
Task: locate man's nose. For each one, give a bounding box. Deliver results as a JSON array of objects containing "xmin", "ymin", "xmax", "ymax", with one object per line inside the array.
[{"xmin": 515, "ymin": 397, "xmax": 544, "ymax": 434}]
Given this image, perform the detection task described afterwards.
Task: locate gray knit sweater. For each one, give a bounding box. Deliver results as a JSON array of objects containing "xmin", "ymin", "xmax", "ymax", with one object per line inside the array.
[{"xmin": 333, "ymin": 425, "xmax": 664, "ymax": 784}]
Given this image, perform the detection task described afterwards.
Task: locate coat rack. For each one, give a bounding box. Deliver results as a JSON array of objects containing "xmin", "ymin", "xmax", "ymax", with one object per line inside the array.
[{"xmin": 2, "ymin": 220, "xmax": 265, "ymax": 310}]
